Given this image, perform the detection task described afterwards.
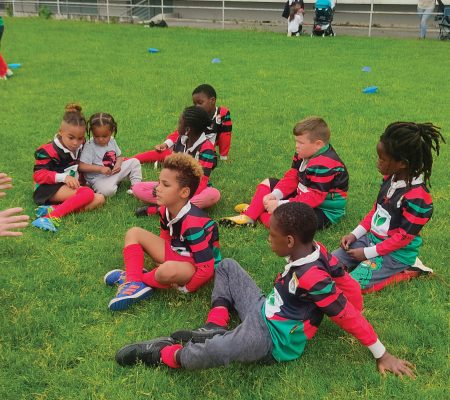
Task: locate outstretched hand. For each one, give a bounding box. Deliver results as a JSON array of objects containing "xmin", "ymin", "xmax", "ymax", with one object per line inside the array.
[
  {"xmin": 0, "ymin": 207, "xmax": 30, "ymax": 236},
  {"xmin": 376, "ymin": 351, "xmax": 416, "ymax": 379},
  {"xmin": 0, "ymin": 172, "xmax": 13, "ymax": 197}
]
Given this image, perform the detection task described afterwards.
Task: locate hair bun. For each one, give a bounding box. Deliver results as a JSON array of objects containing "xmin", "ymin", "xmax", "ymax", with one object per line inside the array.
[{"xmin": 65, "ymin": 103, "xmax": 82, "ymax": 113}]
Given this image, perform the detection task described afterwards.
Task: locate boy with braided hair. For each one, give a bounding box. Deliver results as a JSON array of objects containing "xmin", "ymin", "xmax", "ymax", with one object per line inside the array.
[
  {"xmin": 105, "ymin": 153, "xmax": 221, "ymax": 311},
  {"xmin": 114, "ymin": 202, "xmax": 415, "ymax": 379},
  {"xmin": 334, "ymin": 121, "xmax": 445, "ymax": 293}
]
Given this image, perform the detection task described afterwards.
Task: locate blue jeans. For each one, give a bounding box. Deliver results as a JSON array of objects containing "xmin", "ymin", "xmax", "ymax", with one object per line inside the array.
[{"xmin": 417, "ymin": 7, "xmax": 434, "ymax": 38}]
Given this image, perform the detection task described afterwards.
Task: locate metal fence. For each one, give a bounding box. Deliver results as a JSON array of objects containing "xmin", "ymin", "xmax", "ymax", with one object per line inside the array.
[{"xmin": 0, "ymin": 0, "xmax": 444, "ymax": 36}]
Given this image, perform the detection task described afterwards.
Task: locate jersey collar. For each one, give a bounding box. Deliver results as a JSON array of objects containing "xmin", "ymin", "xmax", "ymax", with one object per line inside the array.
[
  {"xmin": 166, "ymin": 201, "xmax": 192, "ymax": 236},
  {"xmin": 281, "ymin": 242, "xmax": 321, "ymax": 278},
  {"xmin": 54, "ymin": 135, "xmax": 81, "ymax": 159}
]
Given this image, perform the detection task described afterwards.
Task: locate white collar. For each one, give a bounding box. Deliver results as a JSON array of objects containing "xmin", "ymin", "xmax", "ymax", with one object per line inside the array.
[
  {"xmin": 386, "ymin": 175, "xmax": 423, "ymax": 198},
  {"xmin": 166, "ymin": 202, "xmax": 192, "ymax": 235},
  {"xmin": 212, "ymin": 107, "xmax": 219, "ymax": 120},
  {"xmin": 186, "ymin": 133, "xmax": 207, "ymax": 153},
  {"xmin": 281, "ymin": 242, "xmax": 321, "ymax": 278},
  {"xmin": 54, "ymin": 135, "xmax": 81, "ymax": 159}
]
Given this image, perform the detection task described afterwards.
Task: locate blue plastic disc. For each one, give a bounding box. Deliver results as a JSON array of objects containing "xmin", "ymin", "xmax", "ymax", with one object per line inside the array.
[
  {"xmin": 148, "ymin": 48, "xmax": 160, "ymax": 53},
  {"xmin": 363, "ymin": 86, "xmax": 378, "ymax": 94}
]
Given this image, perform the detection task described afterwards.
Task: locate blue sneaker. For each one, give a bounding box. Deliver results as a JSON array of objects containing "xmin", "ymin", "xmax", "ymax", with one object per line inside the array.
[
  {"xmin": 108, "ymin": 282, "xmax": 153, "ymax": 311},
  {"xmin": 35, "ymin": 205, "xmax": 54, "ymax": 218},
  {"xmin": 32, "ymin": 217, "xmax": 60, "ymax": 233},
  {"xmin": 104, "ymin": 269, "xmax": 126, "ymax": 286}
]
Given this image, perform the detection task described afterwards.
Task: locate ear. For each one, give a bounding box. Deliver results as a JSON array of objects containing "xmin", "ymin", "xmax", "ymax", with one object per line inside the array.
[
  {"xmin": 314, "ymin": 139, "xmax": 325, "ymax": 149},
  {"xmin": 287, "ymin": 235, "xmax": 295, "ymax": 249},
  {"xmin": 180, "ymin": 186, "xmax": 191, "ymax": 200}
]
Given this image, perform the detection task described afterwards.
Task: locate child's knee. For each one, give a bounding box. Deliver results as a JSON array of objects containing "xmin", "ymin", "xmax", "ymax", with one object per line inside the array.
[
  {"xmin": 124, "ymin": 226, "xmax": 145, "ymax": 242},
  {"xmin": 93, "ymin": 193, "xmax": 106, "ymax": 207},
  {"xmin": 260, "ymin": 178, "xmax": 270, "ymax": 187},
  {"xmin": 99, "ymin": 186, "xmax": 117, "ymax": 197},
  {"xmin": 155, "ymin": 263, "xmax": 178, "ymax": 284}
]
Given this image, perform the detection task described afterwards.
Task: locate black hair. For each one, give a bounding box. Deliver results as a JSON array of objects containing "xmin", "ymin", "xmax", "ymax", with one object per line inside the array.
[
  {"xmin": 87, "ymin": 112, "xmax": 118, "ymax": 139},
  {"xmin": 192, "ymin": 84, "xmax": 217, "ymax": 99},
  {"xmin": 63, "ymin": 103, "xmax": 86, "ymax": 127},
  {"xmin": 272, "ymin": 202, "xmax": 317, "ymax": 244},
  {"xmin": 380, "ymin": 122, "xmax": 445, "ymax": 187},
  {"xmin": 182, "ymin": 106, "xmax": 210, "ymax": 137}
]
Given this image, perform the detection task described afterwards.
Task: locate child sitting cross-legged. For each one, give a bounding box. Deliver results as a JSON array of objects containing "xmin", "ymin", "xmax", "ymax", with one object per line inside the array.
[
  {"xmin": 105, "ymin": 153, "xmax": 221, "ymax": 311},
  {"xmin": 221, "ymin": 116, "xmax": 348, "ymax": 229},
  {"xmin": 333, "ymin": 121, "xmax": 445, "ymax": 293},
  {"xmin": 114, "ymin": 202, "xmax": 415, "ymax": 379}
]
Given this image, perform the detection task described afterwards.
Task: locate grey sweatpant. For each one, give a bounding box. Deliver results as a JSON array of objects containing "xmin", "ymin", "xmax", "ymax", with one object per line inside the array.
[
  {"xmin": 179, "ymin": 258, "xmax": 273, "ymax": 370},
  {"xmin": 332, "ymin": 234, "xmax": 409, "ymax": 290},
  {"xmin": 89, "ymin": 158, "xmax": 142, "ymax": 197}
]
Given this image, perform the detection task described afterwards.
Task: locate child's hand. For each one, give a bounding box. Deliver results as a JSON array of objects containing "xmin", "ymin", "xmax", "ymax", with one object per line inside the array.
[
  {"xmin": 111, "ymin": 166, "xmax": 121, "ymax": 175},
  {"xmin": 0, "ymin": 207, "xmax": 30, "ymax": 236},
  {"xmin": 64, "ymin": 175, "xmax": 80, "ymax": 189},
  {"xmin": 340, "ymin": 233, "xmax": 356, "ymax": 250},
  {"xmin": 0, "ymin": 172, "xmax": 13, "ymax": 197},
  {"xmin": 346, "ymin": 248, "xmax": 366, "ymax": 262},
  {"xmin": 265, "ymin": 199, "xmax": 279, "ymax": 214},
  {"xmin": 376, "ymin": 351, "xmax": 416, "ymax": 379},
  {"xmin": 99, "ymin": 167, "xmax": 112, "ymax": 175},
  {"xmin": 155, "ymin": 143, "xmax": 168, "ymax": 152},
  {"xmin": 263, "ymin": 193, "xmax": 276, "ymax": 207}
]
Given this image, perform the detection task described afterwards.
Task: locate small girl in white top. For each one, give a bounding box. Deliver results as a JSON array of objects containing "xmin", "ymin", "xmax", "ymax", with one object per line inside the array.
[
  {"xmin": 288, "ymin": 2, "xmax": 305, "ymax": 36},
  {"xmin": 79, "ymin": 113, "xmax": 142, "ymax": 197}
]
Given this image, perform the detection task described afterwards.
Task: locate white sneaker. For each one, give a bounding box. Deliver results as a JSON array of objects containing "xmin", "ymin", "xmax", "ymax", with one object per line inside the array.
[
  {"xmin": 411, "ymin": 257, "xmax": 433, "ymax": 274},
  {"xmin": 126, "ymin": 189, "xmax": 134, "ymax": 195},
  {"xmin": 6, "ymin": 69, "xmax": 13, "ymax": 77},
  {"xmin": 220, "ymin": 156, "xmax": 228, "ymax": 161}
]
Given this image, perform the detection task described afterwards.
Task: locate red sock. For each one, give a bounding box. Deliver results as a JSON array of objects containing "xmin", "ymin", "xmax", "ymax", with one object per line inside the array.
[
  {"xmin": 206, "ymin": 307, "xmax": 230, "ymax": 327},
  {"xmin": 132, "ymin": 149, "xmax": 171, "ymax": 164},
  {"xmin": 160, "ymin": 344, "xmax": 183, "ymax": 368},
  {"xmin": 259, "ymin": 212, "xmax": 271, "ymax": 229},
  {"xmin": 48, "ymin": 186, "xmax": 95, "ymax": 218},
  {"xmin": 124, "ymin": 244, "xmax": 145, "ymax": 282},
  {"xmin": 362, "ymin": 270, "xmax": 420, "ymax": 294},
  {"xmin": 142, "ymin": 268, "xmax": 170, "ymax": 289},
  {"xmin": 0, "ymin": 54, "xmax": 7, "ymax": 77},
  {"xmin": 217, "ymin": 132, "xmax": 231, "ymax": 157},
  {"xmin": 245, "ymin": 183, "xmax": 271, "ymax": 221}
]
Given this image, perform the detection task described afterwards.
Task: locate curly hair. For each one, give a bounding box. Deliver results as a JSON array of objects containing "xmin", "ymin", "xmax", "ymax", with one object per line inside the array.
[{"xmin": 163, "ymin": 153, "xmax": 204, "ymax": 198}]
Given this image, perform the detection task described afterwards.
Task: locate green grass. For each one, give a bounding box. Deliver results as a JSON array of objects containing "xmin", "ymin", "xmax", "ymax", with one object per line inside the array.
[{"xmin": 0, "ymin": 17, "xmax": 448, "ymax": 400}]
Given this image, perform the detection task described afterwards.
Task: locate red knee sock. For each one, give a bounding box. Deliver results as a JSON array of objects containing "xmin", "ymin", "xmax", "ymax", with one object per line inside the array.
[
  {"xmin": 245, "ymin": 183, "xmax": 271, "ymax": 221},
  {"xmin": 124, "ymin": 244, "xmax": 145, "ymax": 282},
  {"xmin": 206, "ymin": 307, "xmax": 230, "ymax": 327},
  {"xmin": 259, "ymin": 212, "xmax": 271, "ymax": 229},
  {"xmin": 160, "ymin": 344, "xmax": 183, "ymax": 368},
  {"xmin": 142, "ymin": 268, "xmax": 170, "ymax": 289},
  {"xmin": 48, "ymin": 186, "xmax": 95, "ymax": 218},
  {"xmin": 132, "ymin": 149, "xmax": 171, "ymax": 164},
  {"xmin": 0, "ymin": 54, "xmax": 7, "ymax": 77},
  {"xmin": 362, "ymin": 270, "xmax": 420, "ymax": 294}
]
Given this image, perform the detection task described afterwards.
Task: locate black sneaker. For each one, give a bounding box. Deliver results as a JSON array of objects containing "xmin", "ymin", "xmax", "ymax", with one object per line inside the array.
[
  {"xmin": 135, "ymin": 204, "xmax": 158, "ymax": 217},
  {"xmin": 171, "ymin": 323, "xmax": 227, "ymax": 344},
  {"xmin": 115, "ymin": 336, "xmax": 176, "ymax": 366}
]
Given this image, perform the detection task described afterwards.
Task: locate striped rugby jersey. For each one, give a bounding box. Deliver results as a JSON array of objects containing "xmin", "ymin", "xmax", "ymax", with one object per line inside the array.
[
  {"xmin": 262, "ymin": 242, "xmax": 378, "ymax": 362},
  {"xmin": 33, "ymin": 138, "xmax": 81, "ymax": 189},
  {"xmin": 159, "ymin": 202, "xmax": 221, "ymax": 292},
  {"xmin": 353, "ymin": 175, "xmax": 433, "ymax": 265},
  {"xmin": 273, "ymin": 144, "xmax": 349, "ymax": 224}
]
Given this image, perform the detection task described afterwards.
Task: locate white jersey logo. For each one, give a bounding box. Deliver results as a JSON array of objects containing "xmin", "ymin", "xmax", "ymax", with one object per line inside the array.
[
  {"xmin": 371, "ymin": 204, "xmax": 391, "ymax": 237},
  {"xmin": 265, "ymin": 288, "xmax": 283, "ymax": 318}
]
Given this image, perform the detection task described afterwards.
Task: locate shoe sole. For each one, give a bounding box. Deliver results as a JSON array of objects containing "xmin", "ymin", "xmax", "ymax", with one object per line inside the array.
[
  {"xmin": 31, "ymin": 222, "xmax": 58, "ymax": 233},
  {"xmin": 108, "ymin": 287, "xmax": 153, "ymax": 311},
  {"xmin": 219, "ymin": 218, "xmax": 254, "ymax": 227}
]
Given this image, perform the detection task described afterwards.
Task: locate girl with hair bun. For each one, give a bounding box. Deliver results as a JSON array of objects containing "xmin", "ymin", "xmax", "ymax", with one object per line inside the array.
[{"xmin": 31, "ymin": 103, "xmax": 105, "ymax": 232}]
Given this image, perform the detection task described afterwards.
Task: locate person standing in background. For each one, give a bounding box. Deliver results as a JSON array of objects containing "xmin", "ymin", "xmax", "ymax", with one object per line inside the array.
[{"xmin": 417, "ymin": 0, "xmax": 436, "ymax": 39}]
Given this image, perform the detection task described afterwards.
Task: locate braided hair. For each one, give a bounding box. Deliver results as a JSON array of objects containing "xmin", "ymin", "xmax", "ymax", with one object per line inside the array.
[
  {"xmin": 182, "ymin": 106, "xmax": 210, "ymax": 138},
  {"xmin": 87, "ymin": 112, "xmax": 118, "ymax": 138},
  {"xmin": 63, "ymin": 103, "xmax": 86, "ymax": 127},
  {"xmin": 380, "ymin": 122, "xmax": 445, "ymax": 188}
]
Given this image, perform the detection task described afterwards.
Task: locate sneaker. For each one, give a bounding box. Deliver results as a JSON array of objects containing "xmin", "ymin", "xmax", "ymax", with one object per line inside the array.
[
  {"xmin": 126, "ymin": 189, "xmax": 134, "ymax": 195},
  {"xmin": 108, "ymin": 281, "xmax": 153, "ymax": 311},
  {"xmin": 6, "ymin": 69, "xmax": 13, "ymax": 78},
  {"xmin": 135, "ymin": 204, "xmax": 158, "ymax": 217},
  {"xmin": 171, "ymin": 323, "xmax": 227, "ymax": 344},
  {"xmin": 234, "ymin": 203, "xmax": 249, "ymax": 214},
  {"xmin": 408, "ymin": 257, "xmax": 434, "ymax": 275},
  {"xmin": 35, "ymin": 205, "xmax": 54, "ymax": 218},
  {"xmin": 219, "ymin": 214, "xmax": 255, "ymax": 227},
  {"xmin": 115, "ymin": 336, "xmax": 176, "ymax": 367},
  {"xmin": 220, "ymin": 156, "xmax": 228, "ymax": 161},
  {"xmin": 31, "ymin": 217, "xmax": 60, "ymax": 232},
  {"xmin": 104, "ymin": 269, "xmax": 126, "ymax": 286}
]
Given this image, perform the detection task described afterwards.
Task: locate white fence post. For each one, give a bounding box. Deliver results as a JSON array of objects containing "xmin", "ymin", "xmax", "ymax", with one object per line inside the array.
[
  {"xmin": 12, "ymin": 0, "xmax": 16, "ymax": 15},
  {"xmin": 57, "ymin": 0, "xmax": 61, "ymax": 16},
  {"xmin": 368, "ymin": 0, "xmax": 374, "ymax": 37},
  {"xmin": 222, "ymin": 0, "xmax": 225, "ymax": 29},
  {"xmin": 106, "ymin": 0, "xmax": 110, "ymax": 23},
  {"xmin": 161, "ymin": 0, "xmax": 165, "ymax": 20}
]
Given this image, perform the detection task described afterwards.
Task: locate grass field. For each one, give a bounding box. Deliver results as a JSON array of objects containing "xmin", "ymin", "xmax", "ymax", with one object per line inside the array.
[{"xmin": 0, "ymin": 17, "xmax": 448, "ymax": 400}]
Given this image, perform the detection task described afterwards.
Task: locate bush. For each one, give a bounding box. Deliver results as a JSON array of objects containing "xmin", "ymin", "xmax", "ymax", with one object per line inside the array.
[
  {"xmin": 6, "ymin": 3, "xmax": 13, "ymax": 17},
  {"xmin": 38, "ymin": 5, "xmax": 53, "ymax": 19}
]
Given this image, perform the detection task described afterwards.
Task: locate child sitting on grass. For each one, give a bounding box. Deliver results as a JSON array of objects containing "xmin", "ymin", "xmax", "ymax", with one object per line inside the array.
[
  {"xmin": 333, "ymin": 121, "xmax": 444, "ymax": 293},
  {"xmin": 132, "ymin": 106, "xmax": 220, "ymax": 215},
  {"xmin": 78, "ymin": 112, "xmax": 142, "ymax": 197},
  {"xmin": 31, "ymin": 104, "xmax": 105, "ymax": 233},
  {"xmin": 105, "ymin": 153, "xmax": 221, "ymax": 311},
  {"xmin": 133, "ymin": 84, "xmax": 233, "ymax": 162},
  {"xmin": 221, "ymin": 116, "xmax": 348, "ymax": 229},
  {"xmin": 114, "ymin": 202, "xmax": 415, "ymax": 379}
]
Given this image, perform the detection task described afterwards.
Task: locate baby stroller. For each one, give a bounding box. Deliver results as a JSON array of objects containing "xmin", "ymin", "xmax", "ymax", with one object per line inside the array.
[
  {"xmin": 311, "ymin": 0, "xmax": 335, "ymax": 37},
  {"xmin": 439, "ymin": 6, "xmax": 450, "ymax": 40}
]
